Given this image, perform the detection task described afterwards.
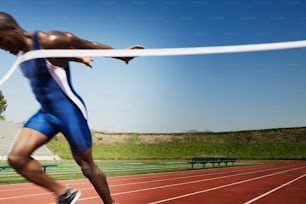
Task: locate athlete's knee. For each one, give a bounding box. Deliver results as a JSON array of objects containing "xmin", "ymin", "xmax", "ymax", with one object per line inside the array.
[
  {"xmin": 79, "ymin": 161, "xmax": 91, "ymax": 178},
  {"xmin": 7, "ymin": 152, "xmax": 30, "ymax": 170},
  {"xmin": 77, "ymin": 159, "xmax": 104, "ymax": 179}
]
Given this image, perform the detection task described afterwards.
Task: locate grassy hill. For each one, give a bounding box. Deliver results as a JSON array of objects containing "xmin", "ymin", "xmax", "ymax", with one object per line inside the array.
[{"xmin": 47, "ymin": 127, "xmax": 306, "ymax": 160}]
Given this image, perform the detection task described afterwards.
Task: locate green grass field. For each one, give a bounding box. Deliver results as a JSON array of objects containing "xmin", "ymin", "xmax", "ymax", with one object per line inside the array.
[
  {"xmin": 1, "ymin": 127, "xmax": 305, "ymax": 184},
  {"xmin": 47, "ymin": 127, "xmax": 306, "ymax": 160}
]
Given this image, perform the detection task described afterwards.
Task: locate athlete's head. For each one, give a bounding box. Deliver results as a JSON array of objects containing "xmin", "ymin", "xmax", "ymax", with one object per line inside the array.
[
  {"xmin": 0, "ymin": 12, "xmax": 20, "ymax": 31},
  {"xmin": 0, "ymin": 12, "xmax": 27, "ymax": 55}
]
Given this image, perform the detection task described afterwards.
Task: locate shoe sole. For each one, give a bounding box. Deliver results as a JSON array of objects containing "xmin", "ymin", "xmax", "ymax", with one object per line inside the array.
[{"xmin": 71, "ymin": 191, "xmax": 81, "ymax": 204}]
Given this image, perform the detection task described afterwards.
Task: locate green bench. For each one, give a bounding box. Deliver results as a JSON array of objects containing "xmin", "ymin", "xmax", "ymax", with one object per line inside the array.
[
  {"xmin": 189, "ymin": 156, "xmax": 236, "ymax": 169},
  {"xmin": 0, "ymin": 164, "xmax": 57, "ymax": 172}
]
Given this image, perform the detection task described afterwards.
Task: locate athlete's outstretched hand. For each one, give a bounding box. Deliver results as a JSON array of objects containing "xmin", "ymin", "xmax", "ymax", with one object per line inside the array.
[
  {"xmin": 128, "ymin": 45, "xmax": 144, "ymax": 50},
  {"xmin": 81, "ymin": 57, "xmax": 93, "ymax": 68},
  {"xmin": 122, "ymin": 45, "xmax": 144, "ymax": 64}
]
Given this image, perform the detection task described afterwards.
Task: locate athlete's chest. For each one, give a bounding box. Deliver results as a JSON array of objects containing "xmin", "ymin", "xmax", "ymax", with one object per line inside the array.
[{"xmin": 20, "ymin": 59, "xmax": 50, "ymax": 79}]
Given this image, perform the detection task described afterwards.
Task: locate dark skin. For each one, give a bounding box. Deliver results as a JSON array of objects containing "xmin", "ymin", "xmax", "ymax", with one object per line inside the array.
[
  {"xmin": 0, "ymin": 28, "xmax": 143, "ymax": 66},
  {"xmin": 1, "ymin": 15, "xmax": 143, "ymax": 204}
]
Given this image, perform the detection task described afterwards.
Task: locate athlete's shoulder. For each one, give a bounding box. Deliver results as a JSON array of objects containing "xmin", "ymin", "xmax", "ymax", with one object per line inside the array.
[{"xmin": 38, "ymin": 30, "xmax": 76, "ymax": 49}]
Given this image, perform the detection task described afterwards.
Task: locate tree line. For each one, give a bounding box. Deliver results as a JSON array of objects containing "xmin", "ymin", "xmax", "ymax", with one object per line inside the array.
[{"xmin": 0, "ymin": 90, "xmax": 7, "ymax": 120}]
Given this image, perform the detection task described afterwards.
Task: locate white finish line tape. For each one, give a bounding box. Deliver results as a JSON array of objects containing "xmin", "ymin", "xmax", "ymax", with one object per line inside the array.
[{"xmin": 1, "ymin": 40, "xmax": 306, "ymax": 86}]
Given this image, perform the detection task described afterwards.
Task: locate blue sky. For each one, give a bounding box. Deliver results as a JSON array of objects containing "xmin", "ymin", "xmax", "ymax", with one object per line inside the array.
[{"xmin": 1, "ymin": 0, "xmax": 306, "ymax": 133}]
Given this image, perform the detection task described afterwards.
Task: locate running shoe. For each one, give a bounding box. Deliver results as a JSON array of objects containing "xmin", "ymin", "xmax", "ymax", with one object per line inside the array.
[{"xmin": 57, "ymin": 188, "xmax": 81, "ymax": 204}]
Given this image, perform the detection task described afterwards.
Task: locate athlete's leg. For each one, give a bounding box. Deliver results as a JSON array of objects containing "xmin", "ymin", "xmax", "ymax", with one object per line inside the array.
[
  {"xmin": 73, "ymin": 148, "xmax": 114, "ymax": 204},
  {"xmin": 7, "ymin": 128, "xmax": 66, "ymax": 196}
]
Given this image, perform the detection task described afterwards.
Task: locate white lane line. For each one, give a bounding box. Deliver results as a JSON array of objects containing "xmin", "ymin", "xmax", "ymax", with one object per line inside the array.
[
  {"xmin": 107, "ymin": 167, "xmax": 287, "ymax": 196},
  {"xmin": 148, "ymin": 166, "xmax": 306, "ymax": 204},
  {"xmin": 110, "ymin": 166, "xmax": 262, "ymax": 188},
  {"xmin": 0, "ymin": 192, "xmax": 52, "ymax": 201},
  {"xmin": 75, "ymin": 165, "xmax": 306, "ymax": 202},
  {"xmin": 244, "ymin": 174, "xmax": 306, "ymax": 204},
  {"xmin": 54, "ymin": 173, "xmax": 306, "ymax": 204},
  {"xmin": 54, "ymin": 174, "xmax": 306, "ymax": 204},
  {"xmin": 1, "ymin": 164, "xmax": 303, "ymax": 202}
]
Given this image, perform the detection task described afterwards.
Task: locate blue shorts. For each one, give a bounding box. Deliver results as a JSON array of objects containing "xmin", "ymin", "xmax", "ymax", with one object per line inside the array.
[{"xmin": 24, "ymin": 110, "xmax": 92, "ymax": 153}]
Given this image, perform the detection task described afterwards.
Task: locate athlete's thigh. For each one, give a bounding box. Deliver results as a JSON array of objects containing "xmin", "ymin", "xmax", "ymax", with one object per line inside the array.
[
  {"xmin": 9, "ymin": 128, "xmax": 50, "ymax": 157},
  {"xmin": 61, "ymin": 118, "xmax": 92, "ymax": 153},
  {"xmin": 56, "ymin": 107, "xmax": 92, "ymax": 153}
]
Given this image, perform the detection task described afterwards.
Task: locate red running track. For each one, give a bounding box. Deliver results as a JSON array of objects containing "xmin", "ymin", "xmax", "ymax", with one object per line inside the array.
[{"xmin": 0, "ymin": 160, "xmax": 305, "ymax": 204}]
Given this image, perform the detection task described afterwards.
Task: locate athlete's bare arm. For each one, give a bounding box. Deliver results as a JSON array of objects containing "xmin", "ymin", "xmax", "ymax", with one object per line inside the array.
[{"xmin": 38, "ymin": 31, "xmax": 143, "ymax": 67}]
